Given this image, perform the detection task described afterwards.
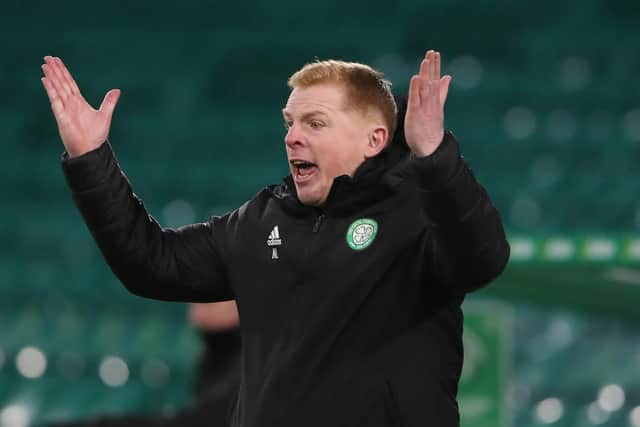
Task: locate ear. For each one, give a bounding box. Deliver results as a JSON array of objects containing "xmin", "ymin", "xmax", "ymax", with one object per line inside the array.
[{"xmin": 364, "ymin": 126, "xmax": 389, "ymax": 158}]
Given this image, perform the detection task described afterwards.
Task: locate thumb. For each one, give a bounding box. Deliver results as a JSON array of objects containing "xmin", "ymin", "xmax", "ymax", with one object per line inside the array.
[
  {"xmin": 99, "ymin": 89, "xmax": 121, "ymax": 117},
  {"xmin": 439, "ymin": 76, "xmax": 452, "ymax": 105}
]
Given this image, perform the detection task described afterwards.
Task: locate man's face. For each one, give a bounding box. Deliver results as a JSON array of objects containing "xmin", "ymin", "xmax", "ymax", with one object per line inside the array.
[{"xmin": 283, "ymin": 83, "xmax": 380, "ymax": 207}]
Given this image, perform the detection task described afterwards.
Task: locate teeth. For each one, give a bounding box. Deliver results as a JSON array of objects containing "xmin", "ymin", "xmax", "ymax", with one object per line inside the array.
[{"xmin": 292, "ymin": 160, "xmax": 314, "ymax": 167}]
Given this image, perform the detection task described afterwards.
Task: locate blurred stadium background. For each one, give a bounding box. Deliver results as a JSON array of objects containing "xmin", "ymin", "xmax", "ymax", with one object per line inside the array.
[{"xmin": 1, "ymin": 0, "xmax": 640, "ymax": 425}]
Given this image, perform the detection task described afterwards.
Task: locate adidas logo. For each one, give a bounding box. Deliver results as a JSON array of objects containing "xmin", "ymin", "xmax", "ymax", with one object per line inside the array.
[{"xmin": 267, "ymin": 225, "xmax": 282, "ymax": 247}]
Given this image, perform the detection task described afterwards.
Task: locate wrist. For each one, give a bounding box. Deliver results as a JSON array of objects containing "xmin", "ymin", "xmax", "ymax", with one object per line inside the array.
[
  {"xmin": 408, "ymin": 130, "xmax": 445, "ymax": 157},
  {"xmin": 65, "ymin": 142, "xmax": 104, "ymax": 159},
  {"xmin": 409, "ymin": 131, "xmax": 460, "ymax": 189}
]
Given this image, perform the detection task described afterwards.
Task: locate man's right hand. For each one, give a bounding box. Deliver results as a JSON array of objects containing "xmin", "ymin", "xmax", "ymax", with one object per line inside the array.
[{"xmin": 41, "ymin": 56, "xmax": 121, "ymax": 158}]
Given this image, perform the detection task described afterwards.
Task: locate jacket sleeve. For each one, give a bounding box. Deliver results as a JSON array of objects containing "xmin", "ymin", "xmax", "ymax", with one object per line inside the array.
[
  {"xmin": 410, "ymin": 131, "xmax": 510, "ymax": 294},
  {"xmin": 61, "ymin": 141, "xmax": 233, "ymax": 302}
]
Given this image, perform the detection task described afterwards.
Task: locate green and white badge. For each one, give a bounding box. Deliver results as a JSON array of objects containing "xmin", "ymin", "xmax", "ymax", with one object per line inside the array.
[{"xmin": 346, "ymin": 218, "xmax": 378, "ymax": 250}]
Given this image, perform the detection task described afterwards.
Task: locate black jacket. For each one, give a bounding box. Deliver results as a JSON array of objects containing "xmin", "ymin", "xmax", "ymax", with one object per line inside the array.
[{"xmin": 61, "ymin": 122, "xmax": 509, "ymax": 427}]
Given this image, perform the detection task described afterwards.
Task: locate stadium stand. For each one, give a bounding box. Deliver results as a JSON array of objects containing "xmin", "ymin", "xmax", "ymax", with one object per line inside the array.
[{"xmin": 1, "ymin": 0, "xmax": 639, "ymax": 425}]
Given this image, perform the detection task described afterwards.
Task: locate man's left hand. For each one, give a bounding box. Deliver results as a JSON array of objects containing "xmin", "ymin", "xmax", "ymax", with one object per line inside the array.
[{"xmin": 405, "ymin": 50, "xmax": 452, "ymax": 157}]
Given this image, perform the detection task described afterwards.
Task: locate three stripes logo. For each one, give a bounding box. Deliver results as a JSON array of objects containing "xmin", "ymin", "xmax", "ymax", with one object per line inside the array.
[
  {"xmin": 267, "ymin": 225, "xmax": 282, "ymax": 259},
  {"xmin": 267, "ymin": 225, "xmax": 282, "ymax": 246}
]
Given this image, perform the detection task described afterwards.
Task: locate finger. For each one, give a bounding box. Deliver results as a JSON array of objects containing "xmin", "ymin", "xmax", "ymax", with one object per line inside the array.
[
  {"xmin": 41, "ymin": 77, "xmax": 59, "ymax": 107},
  {"xmin": 408, "ymin": 75, "xmax": 421, "ymax": 108},
  {"xmin": 42, "ymin": 63, "xmax": 67, "ymax": 106},
  {"xmin": 52, "ymin": 56, "xmax": 74, "ymax": 98},
  {"xmin": 419, "ymin": 54, "xmax": 437, "ymax": 105},
  {"xmin": 41, "ymin": 77, "xmax": 65, "ymax": 118},
  {"xmin": 440, "ymin": 75, "xmax": 452, "ymax": 105},
  {"xmin": 48, "ymin": 57, "xmax": 72, "ymax": 100},
  {"xmin": 427, "ymin": 51, "xmax": 438, "ymax": 81},
  {"xmin": 99, "ymin": 89, "xmax": 121, "ymax": 117},
  {"xmin": 43, "ymin": 58, "xmax": 69, "ymax": 102},
  {"xmin": 426, "ymin": 80, "xmax": 440, "ymax": 111},
  {"xmin": 433, "ymin": 51, "xmax": 441, "ymax": 81},
  {"xmin": 419, "ymin": 58, "xmax": 427, "ymax": 77},
  {"xmin": 420, "ymin": 73, "xmax": 435, "ymax": 107},
  {"xmin": 419, "ymin": 51, "xmax": 433, "ymax": 77},
  {"xmin": 56, "ymin": 57, "xmax": 81, "ymax": 96}
]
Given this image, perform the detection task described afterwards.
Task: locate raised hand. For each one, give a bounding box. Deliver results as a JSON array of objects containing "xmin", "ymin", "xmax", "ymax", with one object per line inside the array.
[
  {"xmin": 405, "ymin": 50, "xmax": 452, "ymax": 157},
  {"xmin": 41, "ymin": 56, "xmax": 121, "ymax": 158}
]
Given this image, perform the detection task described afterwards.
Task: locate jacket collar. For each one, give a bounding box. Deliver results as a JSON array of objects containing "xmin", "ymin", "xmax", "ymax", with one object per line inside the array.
[{"xmin": 272, "ymin": 137, "xmax": 411, "ymax": 217}]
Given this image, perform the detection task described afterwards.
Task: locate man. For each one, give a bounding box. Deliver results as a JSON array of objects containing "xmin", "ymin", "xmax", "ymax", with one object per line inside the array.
[
  {"xmin": 41, "ymin": 51, "xmax": 510, "ymax": 427},
  {"xmin": 49, "ymin": 302, "xmax": 241, "ymax": 427}
]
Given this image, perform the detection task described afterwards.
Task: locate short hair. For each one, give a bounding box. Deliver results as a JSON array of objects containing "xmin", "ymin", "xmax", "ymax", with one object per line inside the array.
[{"xmin": 288, "ymin": 60, "xmax": 397, "ymax": 138}]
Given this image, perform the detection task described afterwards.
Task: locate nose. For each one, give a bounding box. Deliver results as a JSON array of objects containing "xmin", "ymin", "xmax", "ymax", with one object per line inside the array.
[{"xmin": 284, "ymin": 124, "xmax": 303, "ymax": 148}]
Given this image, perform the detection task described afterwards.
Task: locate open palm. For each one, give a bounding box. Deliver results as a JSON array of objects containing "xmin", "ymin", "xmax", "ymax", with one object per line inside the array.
[
  {"xmin": 405, "ymin": 50, "xmax": 452, "ymax": 157},
  {"xmin": 41, "ymin": 56, "xmax": 120, "ymax": 158}
]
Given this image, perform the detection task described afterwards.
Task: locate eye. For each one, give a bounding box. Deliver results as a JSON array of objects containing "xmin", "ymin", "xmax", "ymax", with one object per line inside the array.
[
  {"xmin": 283, "ymin": 121, "xmax": 292, "ymax": 130},
  {"xmin": 309, "ymin": 120, "xmax": 325, "ymax": 130}
]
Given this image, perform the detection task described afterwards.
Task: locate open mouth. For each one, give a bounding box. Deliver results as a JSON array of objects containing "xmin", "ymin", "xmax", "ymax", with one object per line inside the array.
[{"xmin": 290, "ymin": 160, "xmax": 318, "ymax": 182}]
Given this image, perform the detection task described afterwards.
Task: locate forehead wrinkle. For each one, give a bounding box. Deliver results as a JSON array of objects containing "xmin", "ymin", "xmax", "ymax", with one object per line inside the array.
[
  {"xmin": 283, "ymin": 99, "xmax": 343, "ymax": 114},
  {"xmin": 289, "ymin": 111, "xmax": 330, "ymax": 122}
]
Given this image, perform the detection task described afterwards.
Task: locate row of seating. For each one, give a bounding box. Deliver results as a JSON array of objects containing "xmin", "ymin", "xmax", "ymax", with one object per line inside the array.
[{"xmin": 1, "ymin": 301, "xmax": 639, "ymax": 426}]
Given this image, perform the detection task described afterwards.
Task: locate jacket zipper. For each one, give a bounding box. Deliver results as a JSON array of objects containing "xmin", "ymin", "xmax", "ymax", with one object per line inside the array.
[{"xmin": 312, "ymin": 214, "xmax": 325, "ymax": 233}]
